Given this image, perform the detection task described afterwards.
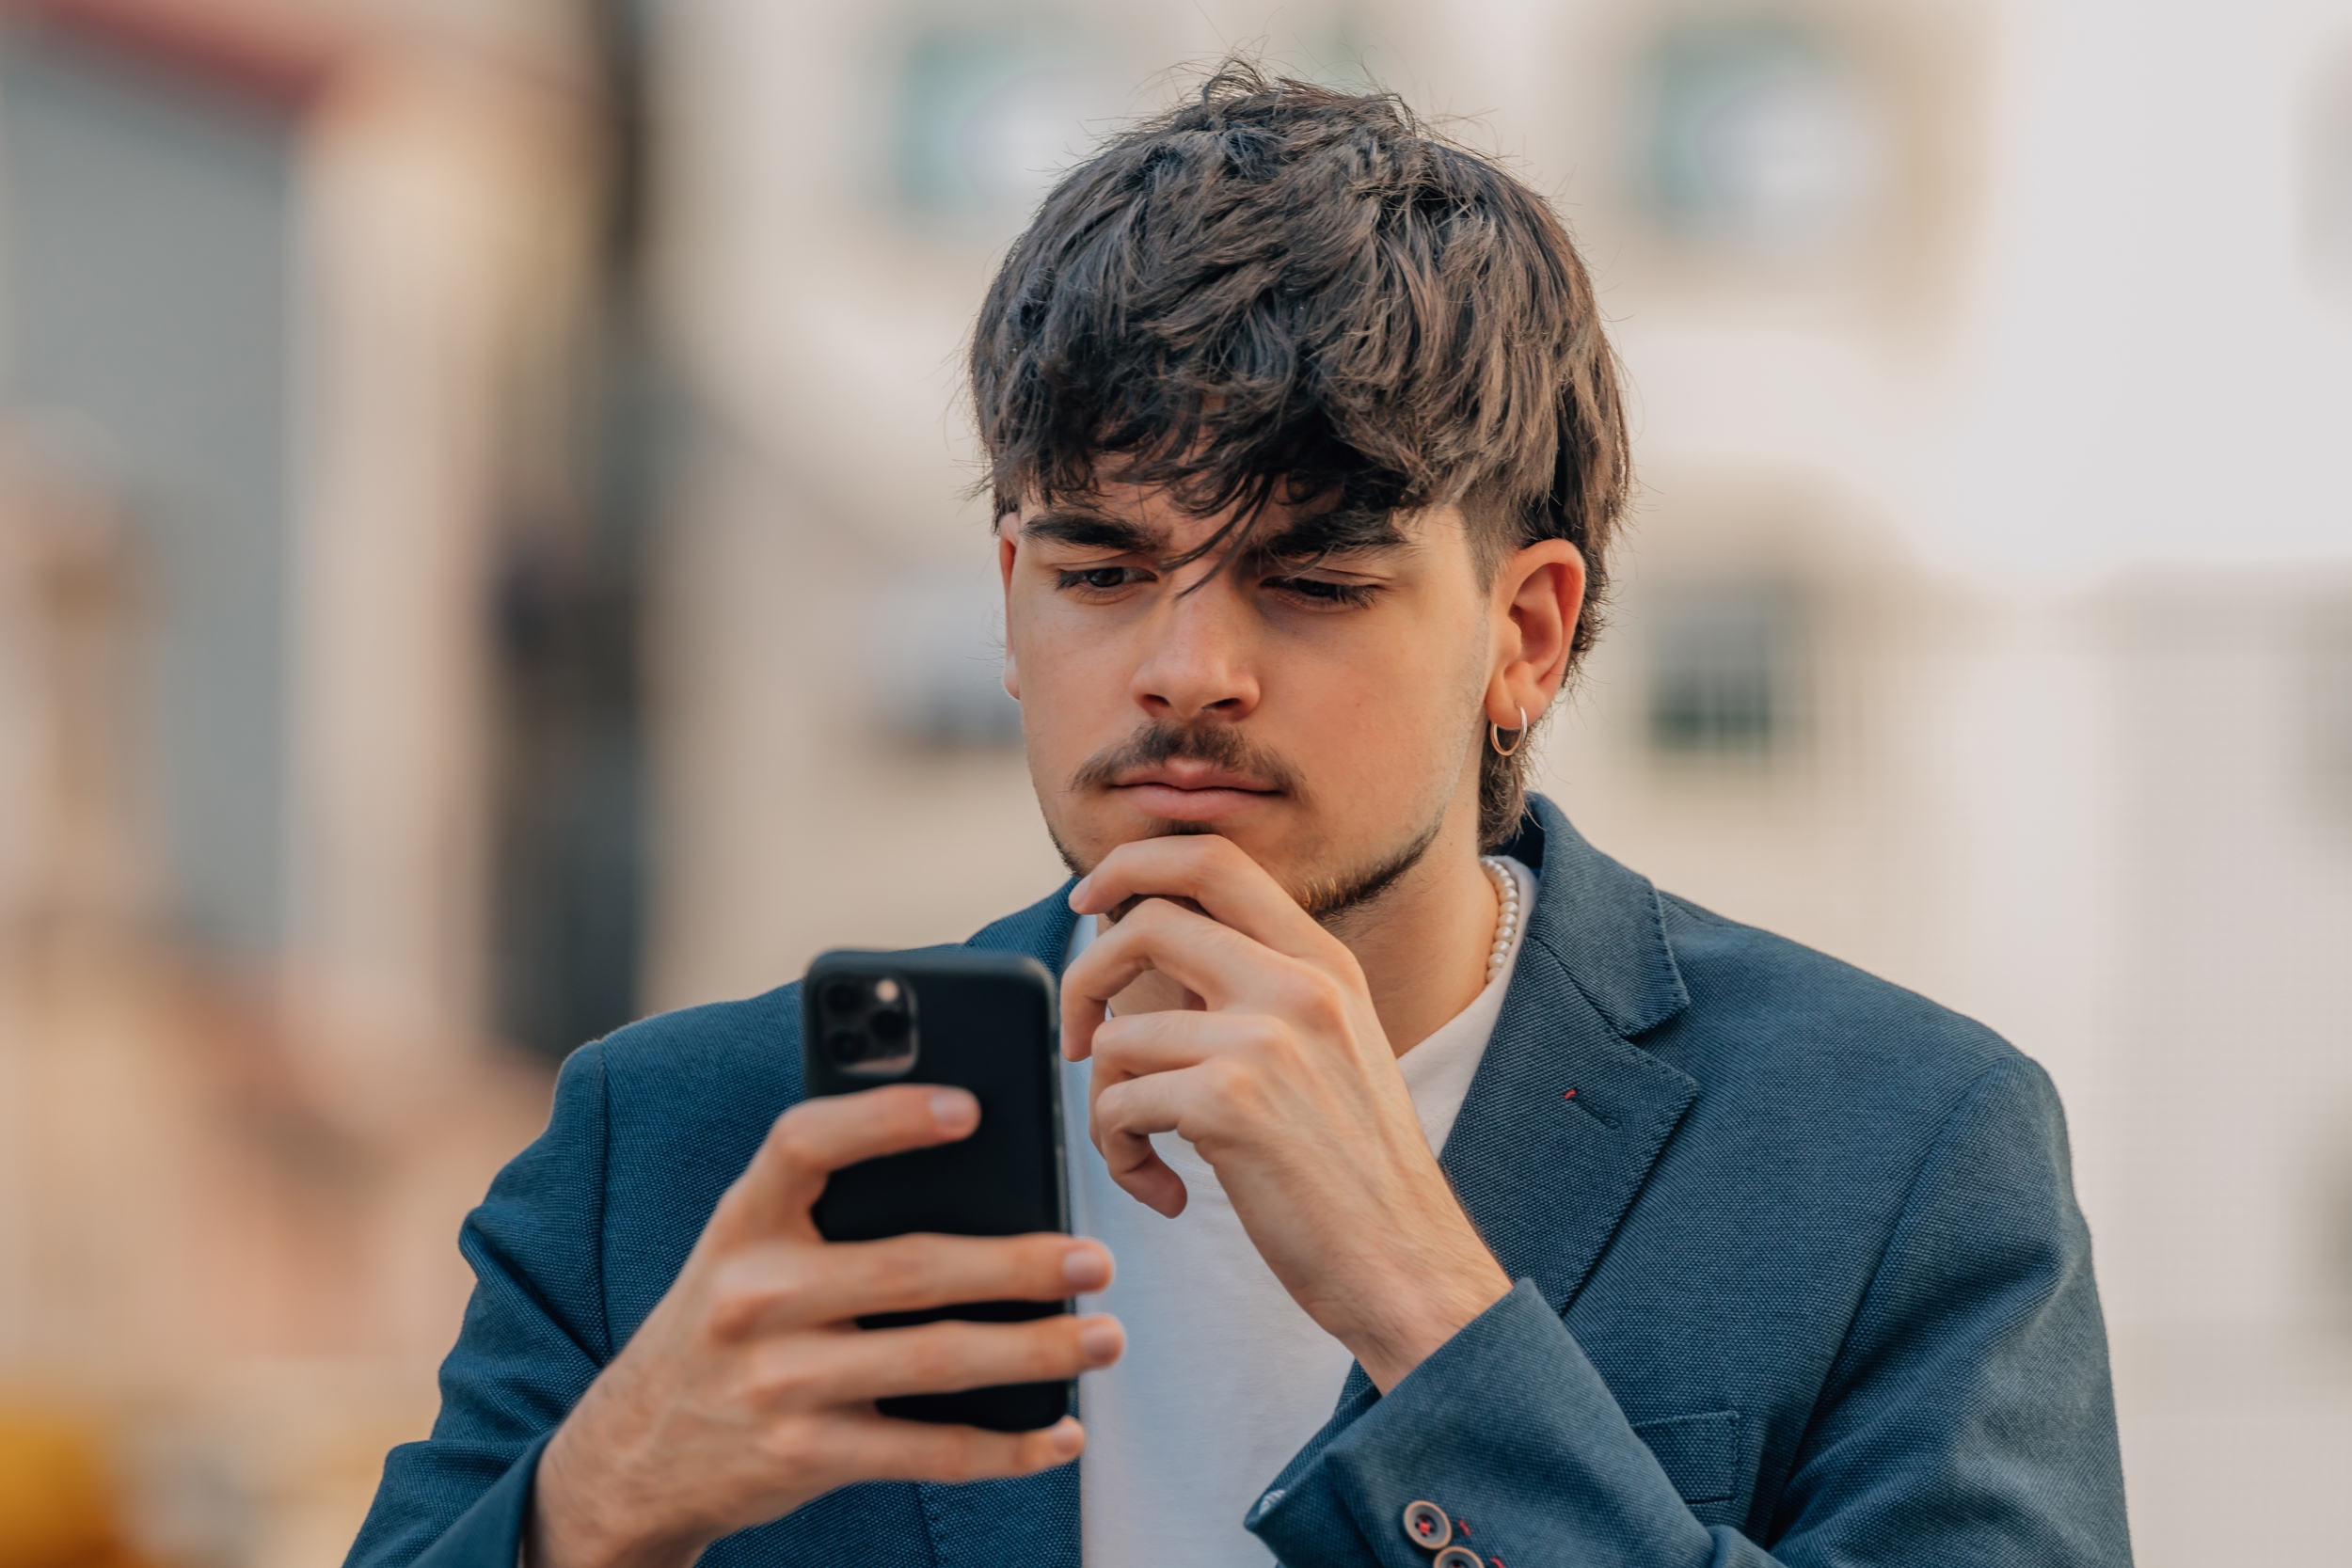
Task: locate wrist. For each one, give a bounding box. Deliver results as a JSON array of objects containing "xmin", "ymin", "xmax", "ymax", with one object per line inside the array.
[
  {"xmin": 1352, "ymin": 1257, "xmax": 1513, "ymax": 1393},
  {"xmin": 531, "ymin": 1415, "xmax": 711, "ymax": 1568}
]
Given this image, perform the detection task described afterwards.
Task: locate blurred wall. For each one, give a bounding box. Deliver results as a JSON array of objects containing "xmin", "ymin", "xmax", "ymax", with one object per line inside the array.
[
  {"xmin": 0, "ymin": 23, "xmax": 294, "ymax": 956},
  {"xmin": 0, "ymin": 3, "xmax": 596, "ymax": 1564}
]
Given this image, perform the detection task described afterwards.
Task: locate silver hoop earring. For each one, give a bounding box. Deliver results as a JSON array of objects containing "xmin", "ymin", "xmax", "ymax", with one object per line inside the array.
[{"xmin": 1490, "ymin": 705, "xmax": 1529, "ymax": 758}]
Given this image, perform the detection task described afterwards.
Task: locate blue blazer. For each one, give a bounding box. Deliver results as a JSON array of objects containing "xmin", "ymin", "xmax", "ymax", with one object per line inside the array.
[{"xmin": 348, "ymin": 797, "xmax": 2131, "ymax": 1568}]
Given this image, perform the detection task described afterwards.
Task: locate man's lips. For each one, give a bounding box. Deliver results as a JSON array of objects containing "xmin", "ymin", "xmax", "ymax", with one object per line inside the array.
[
  {"xmin": 1104, "ymin": 767, "xmax": 1281, "ymax": 822},
  {"xmin": 1108, "ymin": 764, "xmax": 1276, "ymax": 793}
]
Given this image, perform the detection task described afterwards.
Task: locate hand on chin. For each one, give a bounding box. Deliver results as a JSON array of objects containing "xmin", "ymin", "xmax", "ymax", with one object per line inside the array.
[{"xmin": 1061, "ymin": 832, "xmax": 1511, "ymax": 1392}]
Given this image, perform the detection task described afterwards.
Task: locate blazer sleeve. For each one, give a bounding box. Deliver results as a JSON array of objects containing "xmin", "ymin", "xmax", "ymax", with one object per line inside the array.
[
  {"xmin": 344, "ymin": 1043, "xmax": 617, "ymax": 1568},
  {"xmin": 1246, "ymin": 1055, "xmax": 2132, "ymax": 1568}
]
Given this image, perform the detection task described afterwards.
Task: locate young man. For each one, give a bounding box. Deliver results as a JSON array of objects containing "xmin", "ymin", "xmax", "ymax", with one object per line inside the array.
[{"xmin": 350, "ymin": 69, "xmax": 2131, "ymax": 1568}]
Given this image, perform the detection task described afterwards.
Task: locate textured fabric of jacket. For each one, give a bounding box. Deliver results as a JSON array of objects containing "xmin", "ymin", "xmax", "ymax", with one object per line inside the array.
[{"xmin": 346, "ymin": 797, "xmax": 2132, "ymax": 1568}]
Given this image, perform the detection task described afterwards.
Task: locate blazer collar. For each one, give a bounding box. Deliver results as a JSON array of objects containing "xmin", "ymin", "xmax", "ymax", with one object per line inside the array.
[{"xmin": 1490, "ymin": 793, "xmax": 1691, "ymax": 1036}]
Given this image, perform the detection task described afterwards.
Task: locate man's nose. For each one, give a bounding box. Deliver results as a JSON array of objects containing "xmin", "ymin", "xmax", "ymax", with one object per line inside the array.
[{"xmin": 1130, "ymin": 583, "xmax": 1260, "ymax": 721}]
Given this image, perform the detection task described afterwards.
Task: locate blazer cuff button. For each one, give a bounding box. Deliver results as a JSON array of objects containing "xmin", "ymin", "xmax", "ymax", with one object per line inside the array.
[{"xmin": 1402, "ymin": 1500, "xmax": 1451, "ymax": 1550}]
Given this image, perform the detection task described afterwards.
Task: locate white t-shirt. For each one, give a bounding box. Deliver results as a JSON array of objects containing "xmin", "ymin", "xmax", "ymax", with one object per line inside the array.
[{"xmin": 1057, "ymin": 858, "xmax": 1536, "ymax": 1567}]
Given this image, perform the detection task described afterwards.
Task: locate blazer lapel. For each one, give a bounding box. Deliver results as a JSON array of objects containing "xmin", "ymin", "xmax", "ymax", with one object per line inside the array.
[{"xmin": 1440, "ymin": 797, "xmax": 1699, "ymax": 1314}]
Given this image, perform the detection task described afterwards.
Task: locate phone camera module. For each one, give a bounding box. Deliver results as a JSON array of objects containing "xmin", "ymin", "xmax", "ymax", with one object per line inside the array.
[{"xmin": 818, "ymin": 972, "xmax": 918, "ymax": 1077}]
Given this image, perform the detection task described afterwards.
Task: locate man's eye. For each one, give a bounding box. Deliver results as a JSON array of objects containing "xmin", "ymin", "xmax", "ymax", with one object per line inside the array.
[
  {"xmin": 1267, "ymin": 576, "xmax": 1377, "ymax": 609},
  {"xmin": 1056, "ymin": 566, "xmax": 1137, "ymax": 593}
]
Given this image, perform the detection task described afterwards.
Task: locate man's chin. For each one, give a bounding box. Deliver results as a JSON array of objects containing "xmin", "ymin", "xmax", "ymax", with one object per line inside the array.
[
  {"xmin": 1050, "ymin": 793, "xmax": 1442, "ymax": 927},
  {"xmin": 1046, "ymin": 799, "xmax": 1306, "ymax": 879}
]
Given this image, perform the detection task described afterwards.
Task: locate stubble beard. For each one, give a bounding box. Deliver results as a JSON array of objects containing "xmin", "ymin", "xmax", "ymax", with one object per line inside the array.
[{"xmin": 1043, "ymin": 719, "xmax": 1453, "ymax": 929}]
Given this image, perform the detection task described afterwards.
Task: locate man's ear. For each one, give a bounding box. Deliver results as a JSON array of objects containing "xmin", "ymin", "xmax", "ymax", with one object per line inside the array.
[
  {"xmin": 1485, "ymin": 539, "xmax": 1586, "ymax": 729},
  {"xmin": 998, "ymin": 530, "xmax": 1021, "ymax": 701}
]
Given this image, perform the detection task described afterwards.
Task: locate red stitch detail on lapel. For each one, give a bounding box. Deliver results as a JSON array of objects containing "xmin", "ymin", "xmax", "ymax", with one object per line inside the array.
[
  {"xmin": 1561, "ymin": 1088, "xmax": 1578, "ymax": 1100},
  {"xmin": 1456, "ymin": 1519, "xmax": 1471, "ymax": 1537}
]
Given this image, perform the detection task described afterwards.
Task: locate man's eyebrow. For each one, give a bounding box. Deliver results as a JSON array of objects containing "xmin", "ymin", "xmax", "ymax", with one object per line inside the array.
[
  {"xmin": 1019, "ymin": 508, "xmax": 1163, "ymax": 553},
  {"xmin": 1253, "ymin": 511, "xmax": 1412, "ymax": 562}
]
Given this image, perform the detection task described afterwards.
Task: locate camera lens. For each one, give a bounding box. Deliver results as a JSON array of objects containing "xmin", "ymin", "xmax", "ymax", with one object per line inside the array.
[
  {"xmin": 824, "ymin": 1028, "xmax": 866, "ymax": 1065},
  {"xmin": 867, "ymin": 1007, "xmax": 910, "ymax": 1046},
  {"xmin": 820, "ymin": 981, "xmax": 863, "ymax": 1017}
]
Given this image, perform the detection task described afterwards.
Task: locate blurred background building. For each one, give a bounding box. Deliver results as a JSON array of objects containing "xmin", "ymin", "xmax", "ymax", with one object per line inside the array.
[{"xmin": 0, "ymin": 0, "xmax": 2345, "ymax": 1563}]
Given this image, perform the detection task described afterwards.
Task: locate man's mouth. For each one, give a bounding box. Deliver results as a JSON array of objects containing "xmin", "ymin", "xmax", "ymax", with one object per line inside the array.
[{"xmin": 1105, "ymin": 764, "xmax": 1281, "ymax": 821}]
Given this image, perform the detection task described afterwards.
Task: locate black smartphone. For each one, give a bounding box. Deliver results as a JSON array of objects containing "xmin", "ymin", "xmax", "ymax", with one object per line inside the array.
[{"xmin": 801, "ymin": 947, "xmax": 1071, "ymax": 1433}]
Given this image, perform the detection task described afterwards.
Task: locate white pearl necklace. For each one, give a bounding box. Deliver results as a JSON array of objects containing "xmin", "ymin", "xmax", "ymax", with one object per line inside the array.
[{"xmin": 1480, "ymin": 855, "xmax": 1521, "ymax": 988}]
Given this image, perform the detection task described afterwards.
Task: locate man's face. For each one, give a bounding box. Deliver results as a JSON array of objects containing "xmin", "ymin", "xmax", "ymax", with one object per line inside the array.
[{"xmin": 999, "ymin": 483, "xmax": 1497, "ymax": 915}]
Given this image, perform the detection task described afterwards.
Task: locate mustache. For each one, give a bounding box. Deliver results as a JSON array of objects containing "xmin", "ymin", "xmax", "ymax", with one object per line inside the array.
[{"xmin": 1067, "ymin": 720, "xmax": 1304, "ymax": 799}]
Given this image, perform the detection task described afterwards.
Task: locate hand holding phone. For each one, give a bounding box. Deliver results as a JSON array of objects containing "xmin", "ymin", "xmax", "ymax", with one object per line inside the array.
[{"xmin": 528, "ymin": 1072, "xmax": 1120, "ymax": 1568}]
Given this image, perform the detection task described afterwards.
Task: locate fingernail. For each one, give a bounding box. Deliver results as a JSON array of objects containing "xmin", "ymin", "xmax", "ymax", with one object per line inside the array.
[
  {"xmin": 1048, "ymin": 1417, "xmax": 1084, "ymax": 1457},
  {"xmin": 1068, "ymin": 875, "xmax": 1091, "ymax": 908},
  {"xmin": 929, "ymin": 1089, "xmax": 977, "ymax": 1132},
  {"xmin": 1062, "ymin": 1244, "xmax": 1111, "ymax": 1291},
  {"xmin": 1079, "ymin": 1318, "xmax": 1123, "ymax": 1364}
]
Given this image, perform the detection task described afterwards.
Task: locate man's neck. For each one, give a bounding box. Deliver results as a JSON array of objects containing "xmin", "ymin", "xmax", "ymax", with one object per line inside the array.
[{"xmin": 1104, "ymin": 807, "xmax": 1502, "ymax": 1056}]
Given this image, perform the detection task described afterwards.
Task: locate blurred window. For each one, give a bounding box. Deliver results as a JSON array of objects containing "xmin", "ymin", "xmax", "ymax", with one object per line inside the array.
[
  {"xmin": 1631, "ymin": 15, "xmax": 1890, "ymax": 256},
  {"xmin": 894, "ymin": 23, "xmax": 1108, "ymax": 220},
  {"xmin": 1646, "ymin": 581, "xmax": 1806, "ymax": 756}
]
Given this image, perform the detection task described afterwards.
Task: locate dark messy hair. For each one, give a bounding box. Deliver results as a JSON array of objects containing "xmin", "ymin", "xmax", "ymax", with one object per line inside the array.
[{"xmin": 970, "ymin": 60, "xmax": 1630, "ymax": 847}]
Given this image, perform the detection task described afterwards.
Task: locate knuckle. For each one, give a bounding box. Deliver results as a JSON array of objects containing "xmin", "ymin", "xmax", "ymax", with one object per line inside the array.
[
  {"xmin": 770, "ymin": 1109, "xmax": 823, "ymax": 1170},
  {"xmin": 755, "ymin": 1420, "xmax": 823, "ymax": 1477},
  {"xmin": 866, "ymin": 1237, "xmax": 946, "ymax": 1307},
  {"xmin": 1201, "ymin": 1053, "xmax": 1262, "ymax": 1111},
  {"xmin": 707, "ymin": 1253, "xmax": 802, "ymax": 1337},
  {"xmin": 707, "ymin": 1273, "xmax": 765, "ymax": 1338},
  {"xmin": 1234, "ymin": 1013, "xmax": 1287, "ymax": 1053},
  {"xmin": 1091, "ymin": 1083, "xmax": 1137, "ymax": 1133},
  {"xmin": 739, "ymin": 1343, "xmax": 821, "ymax": 1411},
  {"xmin": 1281, "ymin": 968, "xmax": 1348, "ymax": 1029}
]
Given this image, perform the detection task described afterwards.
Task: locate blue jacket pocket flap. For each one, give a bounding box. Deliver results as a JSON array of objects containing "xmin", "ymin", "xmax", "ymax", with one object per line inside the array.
[{"xmin": 1630, "ymin": 1409, "xmax": 1743, "ymax": 1505}]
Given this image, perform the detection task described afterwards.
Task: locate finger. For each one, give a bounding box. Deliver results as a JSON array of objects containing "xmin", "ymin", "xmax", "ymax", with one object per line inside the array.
[
  {"xmin": 708, "ymin": 1234, "xmax": 1113, "ymax": 1338},
  {"xmin": 707, "ymin": 1085, "xmax": 979, "ymax": 1247},
  {"xmin": 1090, "ymin": 1068, "xmax": 1213, "ymax": 1218},
  {"xmin": 1062, "ymin": 898, "xmax": 1289, "ymax": 1059},
  {"xmin": 1088, "ymin": 1007, "xmax": 1279, "ymax": 1085},
  {"xmin": 1070, "ymin": 834, "xmax": 1340, "ymax": 963},
  {"xmin": 787, "ymin": 1312, "xmax": 1124, "ymax": 1403},
  {"xmin": 824, "ymin": 1412, "xmax": 1088, "ymax": 1486}
]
